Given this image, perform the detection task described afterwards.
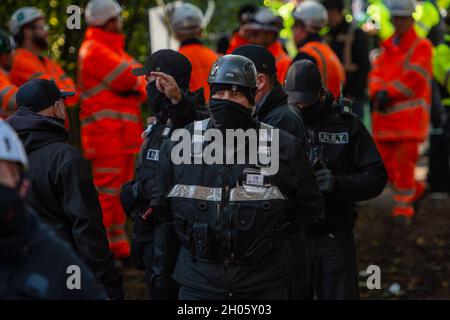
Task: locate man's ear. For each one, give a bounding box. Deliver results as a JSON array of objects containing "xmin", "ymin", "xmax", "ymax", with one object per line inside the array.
[{"xmin": 256, "ymin": 73, "xmax": 267, "ymax": 91}]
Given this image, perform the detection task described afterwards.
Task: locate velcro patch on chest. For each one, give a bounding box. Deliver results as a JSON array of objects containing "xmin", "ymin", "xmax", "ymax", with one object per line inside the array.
[
  {"xmin": 318, "ymin": 132, "xmax": 349, "ymax": 144},
  {"xmin": 147, "ymin": 149, "xmax": 160, "ymax": 161},
  {"xmin": 162, "ymin": 127, "xmax": 171, "ymax": 137}
]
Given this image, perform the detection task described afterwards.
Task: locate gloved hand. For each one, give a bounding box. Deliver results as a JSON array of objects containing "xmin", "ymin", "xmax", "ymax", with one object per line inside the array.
[
  {"xmin": 374, "ymin": 90, "xmax": 390, "ymax": 112},
  {"xmin": 120, "ymin": 181, "xmax": 138, "ymax": 216},
  {"xmin": 315, "ymin": 168, "xmax": 334, "ymax": 193}
]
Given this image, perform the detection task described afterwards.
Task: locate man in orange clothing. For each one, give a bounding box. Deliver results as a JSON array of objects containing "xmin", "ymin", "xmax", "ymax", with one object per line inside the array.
[
  {"xmin": 78, "ymin": 0, "xmax": 147, "ymax": 258},
  {"xmin": 226, "ymin": 4, "xmax": 258, "ymax": 54},
  {"xmin": 169, "ymin": 2, "xmax": 218, "ymax": 102},
  {"xmin": 368, "ymin": 0, "xmax": 433, "ymax": 224},
  {"xmin": 244, "ymin": 8, "xmax": 291, "ymax": 82},
  {"xmin": 291, "ymin": 1, "xmax": 345, "ymax": 100},
  {"xmin": 8, "ymin": 7, "xmax": 78, "ymax": 108},
  {"xmin": 0, "ymin": 29, "xmax": 17, "ymax": 118}
]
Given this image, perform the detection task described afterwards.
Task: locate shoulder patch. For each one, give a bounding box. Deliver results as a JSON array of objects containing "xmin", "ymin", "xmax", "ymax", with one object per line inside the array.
[
  {"xmin": 319, "ymin": 132, "xmax": 349, "ymax": 144},
  {"xmin": 146, "ymin": 149, "xmax": 160, "ymax": 161},
  {"xmin": 162, "ymin": 127, "xmax": 171, "ymax": 137}
]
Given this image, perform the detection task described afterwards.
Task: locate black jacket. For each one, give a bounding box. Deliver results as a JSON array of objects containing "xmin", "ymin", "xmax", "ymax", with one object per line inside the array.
[
  {"xmin": 324, "ymin": 20, "xmax": 371, "ymax": 99},
  {"xmin": 0, "ymin": 209, "xmax": 107, "ymax": 299},
  {"xmin": 302, "ymin": 95, "xmax": 387, "ymax": 235},
  {"xmin": 151, "ymin": 118, "xmax": 324, "ymax": 295},
  {"xmin": 7, "ymin": 108, "xmax": 123, "ymax": 299},
  {"xmin": 255, "ymin": 81, "xmax": 306, "ymax": 142}
]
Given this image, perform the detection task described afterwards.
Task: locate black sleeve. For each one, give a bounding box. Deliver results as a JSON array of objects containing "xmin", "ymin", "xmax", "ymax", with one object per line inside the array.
[
  {"xmin": 265, "ymin": 108, "xmax": 307, "ymax": 144},
  {"xmin": 291, "ymin": 52, "xmax": 317, "ymax": 65},
  {"xmin": 332, "ymin": 119, "xmax": 388, "ymax": 201},
  {"xmin": 150, "ymin": 140, "xmax": 179, "ymax": 294},
  {"xmin": 168, "ymin": 92, "xmax": 209, "ymax": 129},
  {"xmin": 287, "ymin": 140, "xmax": 325, "ymax": 228},
  {"xmin": 58, "ymin": 158, "xmax": 124, "ymax": 299}
]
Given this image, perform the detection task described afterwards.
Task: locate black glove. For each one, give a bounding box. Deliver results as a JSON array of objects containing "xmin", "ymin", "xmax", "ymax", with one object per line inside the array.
[
  {"xmin": 315, "ymin": 168, "xmax": 334, "ymax": 193},
  {"xmin": 375, "ymin": 90, "xmax": 390, "ymax": 112},
  {"xmin": 120, "ymin": 181, "xmax": 138, "ymax": 216}
]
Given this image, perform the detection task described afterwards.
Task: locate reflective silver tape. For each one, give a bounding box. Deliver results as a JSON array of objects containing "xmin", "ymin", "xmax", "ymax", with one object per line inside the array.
[
  {"xmin": 81, "ymin": 109, "xmax": 140, "ymax": 126},
  {"xmin": 392, "ymin": 80, "xmax": 414, "ymax": 98},
  {"xmin": 229, "ymin": 186, "xmax": 286, "ymax": 202},
  {"xmin": 167, "ymin": 184, "xmax": 222, "ymax": 201}
]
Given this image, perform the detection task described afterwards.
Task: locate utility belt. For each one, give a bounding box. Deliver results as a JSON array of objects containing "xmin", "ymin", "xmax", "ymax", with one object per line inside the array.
[{"xmin": 173, "ymin": 215, "xmax": 291, "ymax": 264}]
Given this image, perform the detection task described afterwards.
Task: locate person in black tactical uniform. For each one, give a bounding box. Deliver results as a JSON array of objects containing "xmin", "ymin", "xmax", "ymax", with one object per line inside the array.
[
  {"xmin": 150, "ymin": 54, "xmax": 324, "ymax": 300},
  {"xmin": 232, "ymin": 44, "xmax": 310, "ymax": 299},
  {"xmin": 285, "ymin": 60, "xmax": 388, "ymax": 299},
  {"xmin": 120, "ymin": 49, "xmax": 209, "ymax": 299},
  {"xmin": 6, "ymin": 79, "xmax": 123, "ymax": 300},
  {"xmin": 0, "ymin": 120, "xmax": 106, "ymax": 300},
  {"xmin": 232, "ymin": 44, "xmax": 306, "ymax": 141}
]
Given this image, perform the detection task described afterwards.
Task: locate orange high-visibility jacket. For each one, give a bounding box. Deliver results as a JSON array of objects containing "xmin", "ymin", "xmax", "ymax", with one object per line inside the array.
[
  {"xmin": 179, "ymin": 40, "xmax": 218, "ymax": 102},
  {"xmin": 299, "ymin": 41, "xmax": 346, "ymax": 99},
  {"xmin": 78, "ymin": 27, "xmax": 146, "ymax": 159},
  {"xmin": 369, "ymin": 27, "xmax": 432, "ymax": 142},
  {"xmin": 10, "ymin": 48, "xmax": 78, "ymax": 107},
  {"xmin": 267, "ymin": 41, "xmax": 291, "ymax": 83},
  {"xmin": 0, "ymin": 69, "xmax": 18, "ymax": 118},
  {"xmin": 226, "ymin": 31, "xmax": 249, "ymax": 54}
]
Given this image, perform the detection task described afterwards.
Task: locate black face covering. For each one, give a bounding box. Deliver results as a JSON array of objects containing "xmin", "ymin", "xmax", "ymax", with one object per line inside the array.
[
  {"xmin": 146, "ymin": 81, "xmax": 169, "ymax": 115},
  {"xmin": 300, "ymin": 99, "xmax": 324, "ymax": 124},
  {"xmin": 209, "ymin": 98, "xmax": 254, "ymax": 130},
  {"xmin": 0, "ymin": 184, "xmax": 26, "ymax": 237},
  {"xmin": 299, "ymin": 90, "xmax": 335, "ymax": 125},
  {"xmin": 143, "ymin": 50, "xmax": 192, "ymax": 117}
]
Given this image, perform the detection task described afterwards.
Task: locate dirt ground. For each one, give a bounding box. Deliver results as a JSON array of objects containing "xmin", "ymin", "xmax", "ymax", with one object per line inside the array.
[{"xmin": 122, "ymin": 161, "xmax": 450, "ymax": 300}]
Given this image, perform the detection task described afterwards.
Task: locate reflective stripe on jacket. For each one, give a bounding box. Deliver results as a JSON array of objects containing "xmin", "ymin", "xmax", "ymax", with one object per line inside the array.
[
  {"xmin": 299, "ymin": 41, "xmax": 346, "ymax": 99},
  {"xmin": 10, "ymin": 48, "xmax": 78, "ymax": 107},
  {"xmin": 369, "ymin": 27, "xmax": 433, "ymax": 141},
  {"xmin": 78, "ymin": 27, "xmax": 146, "ymax": 158},
  {"xmin": 0, "ymin": 69, "xmax": 18, "ymax": 117}
]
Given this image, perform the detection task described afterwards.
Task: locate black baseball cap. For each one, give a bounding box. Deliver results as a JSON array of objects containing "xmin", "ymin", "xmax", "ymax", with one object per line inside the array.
[
  {"xmin": 285, "ymin": 60, "xmax": 323, "ymax": 105},
  {"xmin": 232, "ymin": 44, "xmax": 277, "ymax": 75},
  {"xmin": 131, "ymin": 49, "xmax": 192, "ymax": 91},
  {"xmin": 16, "ymin": 79, "xmax": 75, "ymax": 112}
]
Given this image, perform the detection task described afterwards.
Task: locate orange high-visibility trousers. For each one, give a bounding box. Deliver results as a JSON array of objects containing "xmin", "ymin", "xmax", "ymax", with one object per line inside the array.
[
  {"xmin": 376, "ymin": 141, "xmax": 425, "ymax": 217},
  {"xmin": 90, "ymin": 155, "xmax": 135, "ymax": 258}
]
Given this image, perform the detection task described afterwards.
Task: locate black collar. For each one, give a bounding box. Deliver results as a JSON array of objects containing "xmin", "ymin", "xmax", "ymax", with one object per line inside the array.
[
  {"xmin": 298, "ymin": 33, "xmax": 323, "ymax": 48},
  {"xmin": 256, "ymin": 81, "xmax": 288, "ymax": 120},
  {"xmin": 180, "ymin": 38, "xmax": 203, "ymax": 47}
]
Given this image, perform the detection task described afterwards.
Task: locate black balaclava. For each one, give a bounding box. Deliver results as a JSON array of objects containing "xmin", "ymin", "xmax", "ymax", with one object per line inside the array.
[
  {"xmin": 299, "ymin": 89, "xmax": 333, "ymax": 125},
  {"xmin": 145, "ymin": 49, "xmax": 192, "ymax": 116},
  {"xmin": 208, "ymin": 83, "xmax": 255, "ymax": 130}
]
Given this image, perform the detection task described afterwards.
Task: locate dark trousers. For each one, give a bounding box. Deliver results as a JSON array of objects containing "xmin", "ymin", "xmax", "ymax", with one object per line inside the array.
[
  {"xmin": 178, "ymin": 285, "xmax": 292, "ymax": 300},
  {"xmin": 289, "ymin": 231, "xmax": 309, "ymax": 299},
  {"xmin": 303, "ymin": 231, "xmax": 359, "ymax": 300}
]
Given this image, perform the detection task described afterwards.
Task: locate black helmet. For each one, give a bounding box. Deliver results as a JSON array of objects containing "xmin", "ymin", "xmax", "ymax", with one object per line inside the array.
[
  {"xmin": 285, "ymin": 60, "xmax": 323, "ymax": 105},
  {"xmin": 0, "ymin": 28, "xmax": 15, "ymax": 54},
  {"xmin": 208, "ymin": 54, "xmax": 257, "ymax": 89}
]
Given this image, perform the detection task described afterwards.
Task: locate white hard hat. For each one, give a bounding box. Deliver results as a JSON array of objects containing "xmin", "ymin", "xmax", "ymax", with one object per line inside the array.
[
  {"xmin": 245, "ymin": 8, "xmax": 283, "ymax": 33},
  {"xmin": 85, "ymin": 0, "xmax": 123, "ymax": 27},
  {"xmin": 0, "ymin": 120, "xmax": 28, "ymax": 169},
  {"xmin": 169, "ymin": 2, "xmax": 204, "ymax": 34},
  {"xmin": 386, "ymin": 0, "xmax": 415, "ymax": 17},
  {"xmin": 8, "ymin": 7, "xmax": 45, "ymax": 36},
  {"xmin": 293, "ymin": 0, "xmax": 328, "ymax": 33}
]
